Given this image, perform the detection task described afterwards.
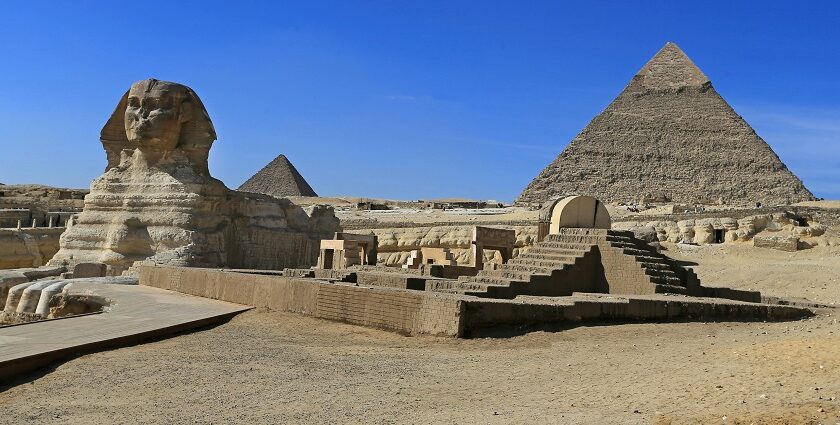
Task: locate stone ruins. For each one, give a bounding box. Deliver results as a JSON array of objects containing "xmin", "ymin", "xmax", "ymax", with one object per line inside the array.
[
  {"xmin": 46, "ymin": 79, "xmax": 338, "ymax": 275},
  {"xmin": 0, "ymin": 44, "xmax": 836, "ymax": 355},
  {"xmin": 238, "ymin": 154, "xmax": 318, "ymax": 197},
  {"xmin": 517, "ymin": 42, "xmax": 815, "ymax": 206},
  {"xmin": 135, "ymin": 195, "xmax": 811, "ymax": 340}
]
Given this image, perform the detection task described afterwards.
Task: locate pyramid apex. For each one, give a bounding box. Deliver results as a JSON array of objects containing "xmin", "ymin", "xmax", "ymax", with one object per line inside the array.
[
  {"xmin": 635, "ymin": 42, "xmax": 709, "ymax": 90},
  {"xmin": 238, "ymin": 153, "xmax": 318, "ymax": 197}
]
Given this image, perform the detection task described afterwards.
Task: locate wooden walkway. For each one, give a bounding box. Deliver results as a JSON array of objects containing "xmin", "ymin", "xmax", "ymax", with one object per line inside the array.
[{"xmin": 0, "ymin": 282, "xmax": 251, "ymax": 382}]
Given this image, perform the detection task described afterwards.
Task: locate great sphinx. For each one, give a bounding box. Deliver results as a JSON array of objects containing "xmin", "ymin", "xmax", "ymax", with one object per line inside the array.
[{"xmin": 49, "ymin": 79, "xmax": 339, "ymax": 275}]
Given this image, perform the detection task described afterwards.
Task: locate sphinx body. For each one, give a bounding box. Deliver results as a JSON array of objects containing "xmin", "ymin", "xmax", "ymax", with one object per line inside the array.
[{"xmin": 49, "ymin": 79, "xmax": 338, "ymax": 275}]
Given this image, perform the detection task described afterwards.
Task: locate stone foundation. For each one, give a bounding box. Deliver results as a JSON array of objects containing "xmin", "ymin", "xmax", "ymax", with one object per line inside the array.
[{"xmin": 138, "ymin": 266, "xmax": 812, "ymax": 338}]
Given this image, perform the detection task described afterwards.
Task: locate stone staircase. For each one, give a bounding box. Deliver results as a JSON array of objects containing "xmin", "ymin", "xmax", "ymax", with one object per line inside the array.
[{"xmin": 426, "ymin": 228, "xmax": 700, "ymax": 299}]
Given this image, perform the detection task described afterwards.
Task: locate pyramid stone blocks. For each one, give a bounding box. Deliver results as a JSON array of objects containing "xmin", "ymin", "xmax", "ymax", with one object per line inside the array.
[{"xmin": 517, "ymin": 43, "xmax": 814, "ymax": 206}]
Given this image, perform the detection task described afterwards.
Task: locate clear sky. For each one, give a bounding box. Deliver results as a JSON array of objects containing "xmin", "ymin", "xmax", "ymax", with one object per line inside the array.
[{"xmin": 1, "ymin": 1, "xmax": 838, "ymax": 202}]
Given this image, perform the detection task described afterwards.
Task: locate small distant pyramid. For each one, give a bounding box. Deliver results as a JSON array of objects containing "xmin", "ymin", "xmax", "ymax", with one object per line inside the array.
[
  {"xmin": 238, "ymin": 154, "xmax": 318, "ymax": 197},
  {"xmin": 517, "ymin": 42, "xmax": 814, "ymax": 206}
]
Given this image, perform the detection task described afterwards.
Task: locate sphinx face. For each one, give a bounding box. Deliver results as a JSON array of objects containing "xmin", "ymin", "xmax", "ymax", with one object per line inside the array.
[{"xmin": 124, "ymin": 80, "xmax": 192, "ymax": 151}]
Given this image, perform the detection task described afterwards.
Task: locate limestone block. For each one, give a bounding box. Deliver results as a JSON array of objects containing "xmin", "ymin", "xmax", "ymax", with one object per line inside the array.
[
  {"xmin": 676, "ymin": 220, "xmax": 695, "ymax": 243},
  {"xmin": 734, "ymin": 227, "xmax": 755, "ymax": 241},
  {"xmin": 73, "ymin": 262, "xmax": 107, "ymax": 278},
  {"xmin": 632, "ymin": 226, "xmax": 658, "ymax": 243},
  {"xmin": 720, "ymin": 217, "xmax": 738, "ymax": 230},
  {"xmin": 794, "ymin": 224, "xmax": 827, "ymax": 238},
  {"xmin": 693, "ymin": 222, "xmax": 714, "ymax": 244},
  {"xmin": 753, "ymin": 233, "xmax": 799, "ymax": 252},
  {"xmin": 724, "ymin": 230, "xmax": 737, "ymax": 243}
]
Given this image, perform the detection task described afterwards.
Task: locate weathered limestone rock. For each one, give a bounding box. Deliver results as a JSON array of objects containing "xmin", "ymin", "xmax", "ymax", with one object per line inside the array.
[
  {"xmin": 0, "ymin": 228, "xmax": 63, "ymax": 269},
  {"xmin": 73, "ymin": 262, "xmax": 107, "ymax": 278},
  {"xmin": 613, "ymin": 211, "xmax": 825, "ymax": 247},
  {"xmin": 48, "ymin": 79, "xmax": 338, "ymax": 275},
  {"xmin": 753, "ymin": 233, "xmax": 799, "ymax": 252},
  {"xmin": 517, "ymin": 42, "xmax": 814, "ymax": 206}
]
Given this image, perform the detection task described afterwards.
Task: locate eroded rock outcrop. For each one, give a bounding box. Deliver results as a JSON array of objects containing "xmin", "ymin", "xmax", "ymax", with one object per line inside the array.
[
  {"xmin": 613, "ymin": 211, "xmax": 827, "ymax": 248},
  {"xmin": 48, "ymin": 79, "xmax": 338, "ymax": 275}
]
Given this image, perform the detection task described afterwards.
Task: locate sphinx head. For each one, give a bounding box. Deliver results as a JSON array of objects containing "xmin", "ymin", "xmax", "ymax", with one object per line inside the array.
[
  {"xmin": 101, "ymin": 79, "xmax": 217, "ymax": 173},
  {"xmin": 124, "ymin": 79, "xmax": 192, "ymax": 150}
]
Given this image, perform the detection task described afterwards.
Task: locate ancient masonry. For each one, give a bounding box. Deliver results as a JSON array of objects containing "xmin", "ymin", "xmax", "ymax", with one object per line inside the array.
[
  {"xmin": 47, "ymin": 79, "xmax": 338, "ymax": 275},
  {"xmin": 238, "ymin": 154, "xmax": 318, "ymax": 197},
  {"xmin": 517, "ymin": 42, "xmax": 815, "ymax": 206}
]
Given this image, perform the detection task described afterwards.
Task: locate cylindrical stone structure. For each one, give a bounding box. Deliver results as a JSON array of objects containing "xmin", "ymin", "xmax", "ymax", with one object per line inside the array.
[
  {"xmin": 35, "ymin": 280, "xmax": 71, "ymax": 316},
  {"xmin": 17, "ymin": 280, "xmax": 61, "ymax": 314},
  {"xmin": 5, "ymin": 281, "xmax": 37, "ymax": 313}
]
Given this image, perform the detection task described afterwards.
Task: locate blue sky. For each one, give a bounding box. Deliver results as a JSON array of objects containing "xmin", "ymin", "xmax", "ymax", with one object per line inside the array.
[{"xmin": 0, "ymin": 1, "xmax": 838, "ymax": 202}]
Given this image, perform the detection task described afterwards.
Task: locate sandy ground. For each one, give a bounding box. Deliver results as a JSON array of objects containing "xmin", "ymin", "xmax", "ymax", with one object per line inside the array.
[{"xmin": 1, "ymin": 245, "xmax": 840, "ymax": 424}]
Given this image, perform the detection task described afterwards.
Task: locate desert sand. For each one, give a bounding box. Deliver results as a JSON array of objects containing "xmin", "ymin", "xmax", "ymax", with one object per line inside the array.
[{"xmin": 1, "ymin": 243, "xmax": 838, "ymax": 424}]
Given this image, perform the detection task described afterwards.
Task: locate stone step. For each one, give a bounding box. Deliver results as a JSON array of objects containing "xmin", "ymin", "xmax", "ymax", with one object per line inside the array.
[
  {"xmin": 432, "ymin": 288, "xmax": 481, "ymax": 295},
  {"xmin": 520, "ymin": 248, "xmax": 588, "ymax": 257},
  {"xmin": 498, "ymin": 264, "xmax": 556, "ymax": 275},
  {"xmin": 607, "ymin": 241, "xmax": 641, "ymax": 249},
  {"xmin": 545, "ymin": 229, "xmax": 610, "ymax": 238},
  {"xmin": 620, "ymin": 247, "xmax": 656, "ymax": 255},
  {"xmin": 508, "ymin": 257, "xmax": 577, "ymax": 268},
  {"xmin": 458, "ymin": 275, "xmax": 521, "ymax": 285},
  {"xmin": 480, "ymin": 268, "xmax": 542, "ymax": 281},
  {"xmin": 649, "ymin": 274, "xmax": 684, "ymax": 286},
  {"xmin": 643, "ymin": 268, "xmax": 678, "ymax": 278},
  {"xmin": 517, "ymin": 248, "xmax": 589, "ymax": 258},
  {"xmin": 652, "ymin": 283, "xmax": 689, "ymax": 295},
  {"xmin": 633, "ymin": 255, "xmax": 669, "ymax": 264},
  {"xmin": 530, "ymin": 242, "xmax": 593, "ymax": 251},
  {"xmin": 544, "ymin": 235, "xmax": 608, "ymax": 244},
  {"xmin": 425, "ymin": 280, "xmax": 497, "ymax": 292},
  {"xmin": 638, "ymin": 261, "xmax": 673, "ymax": 271}
]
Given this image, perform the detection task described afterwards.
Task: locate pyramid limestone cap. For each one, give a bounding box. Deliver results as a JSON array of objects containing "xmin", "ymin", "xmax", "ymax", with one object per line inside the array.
[{"xmin": 635, "ymin": 42, "xmax": 710, "ymax": 90}]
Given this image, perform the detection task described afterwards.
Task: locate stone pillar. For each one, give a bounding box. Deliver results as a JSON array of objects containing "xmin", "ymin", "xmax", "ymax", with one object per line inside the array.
[
  {"xmin": 48, "ymin": 216, "xmax": 55, "ymax": 228},
  {"xmin": 471, "ymin": 242, "xmax": 484, "ymax": 270},
  {"xmin": 16, "ymin": 220, "xmax": 21, "ymax": 229},
  {"xmin": 31, "ymin": 218, "xmax": 37, "ymax": 228}
]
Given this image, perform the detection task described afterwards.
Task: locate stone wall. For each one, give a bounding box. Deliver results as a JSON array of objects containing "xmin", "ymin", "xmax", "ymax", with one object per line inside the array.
[
  {"xmin": 138, "ymin": 266, "xmax": 465, "ymax": 337},
  {"xmin": 0, "ymin": 228, "xmax": 64, "ymax": 269},
  {"xmin": 363, "ymin": 225, "xmax": 537, "ymax": 266}
]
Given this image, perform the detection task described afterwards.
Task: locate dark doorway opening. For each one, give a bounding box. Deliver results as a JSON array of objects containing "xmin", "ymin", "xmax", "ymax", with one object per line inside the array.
[
  {"xmin": 796, "ymin": 218, "xmax": 808, "ymax": 227},
  {"xmin": 323, "ymin": 249, "xmax": 334, "ymax": 269},
  {"xmin": 713, "ymin": 229, "xmax": 725, "ymax": 244}
]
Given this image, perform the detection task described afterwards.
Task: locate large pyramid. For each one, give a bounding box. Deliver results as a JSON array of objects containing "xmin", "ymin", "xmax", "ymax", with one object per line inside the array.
[
  {"xmin": 517, "ymin": 42, "xmax": 814, "ymax": 206},
  {"xmin": 238, "ymin": 154, "xmax": 318, "ymax": 197}
]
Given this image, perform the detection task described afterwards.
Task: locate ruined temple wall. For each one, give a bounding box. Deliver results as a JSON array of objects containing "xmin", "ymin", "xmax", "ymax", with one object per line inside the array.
[
  {"xmin": 364, "ymin": 225, "xmax": 537, "ymax": 266},
  {"xmin": 228, "ymin": 228, "xmax": 318, "ymax": 270},
  {"xmin": 0, "ymin": 228, "xmax": 64, "ymax": 269},
  {"xmin": 139, "ymin": 266, "xmax": 464, "ymax": 337},
  {"xmin": 226, "ymin": 193, "xmax": 339, "ymax": 270}
]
